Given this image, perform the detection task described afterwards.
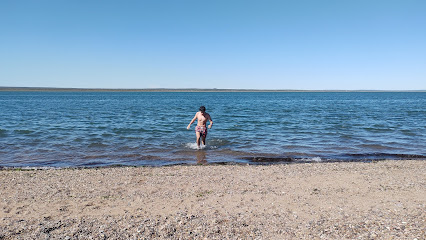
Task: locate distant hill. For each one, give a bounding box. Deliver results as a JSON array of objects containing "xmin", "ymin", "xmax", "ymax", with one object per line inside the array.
[{"xmin": 0, "ymin": 87, "xmax": 424, "ymax": 92}]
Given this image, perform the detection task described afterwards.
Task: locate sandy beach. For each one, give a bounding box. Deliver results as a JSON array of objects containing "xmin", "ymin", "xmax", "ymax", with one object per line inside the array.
[{"xmin": 1, "ymin": 160, "xmax": 425, "ymax": 239}]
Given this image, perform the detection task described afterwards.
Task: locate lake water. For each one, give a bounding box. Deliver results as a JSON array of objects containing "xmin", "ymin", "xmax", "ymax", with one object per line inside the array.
[{"xmin": 0, "ymin": 91, "xmax": 425, "ymax": 167}]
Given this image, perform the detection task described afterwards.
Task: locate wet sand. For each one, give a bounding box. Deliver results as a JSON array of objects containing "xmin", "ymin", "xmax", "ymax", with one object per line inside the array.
[{"xmin": 1, "ymin": 160, "xmax": 425, "ymax": 239}]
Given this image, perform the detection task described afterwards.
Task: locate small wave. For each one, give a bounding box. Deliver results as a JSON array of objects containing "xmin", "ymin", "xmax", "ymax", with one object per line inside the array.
[
  {"xmin": 101, "ymin": 133, "xmax": 114, "ymax": 138},
  {"xmin": 14, "ymin": 129, "xmax": 34, "ymax": 135},
  {"xmin": 347, "ymin": 153, "xmax": 426, "ymax": 160},
  {"xmin": 208, "ymin": 138, "xmax": 231, "ymax": 147},
  {"xmin": 183, "ymin": 139, "xmax": 229, "ymax": 150},
  {"xmin": 243, "ymin": 156, "xmax": 294, "ymax": 163},
  {"xmin": 112, "ymin": 127, "xmax": 148, "ymax": 134},
  {"xmin": 185, "ymin": 142, "xmax": 206, "ymax": 150},
  {"xmin": 119, "ymin": 153, "xmax": 143, "ymax": 159},
  {"xmin": 0, "ymin": 129, "xmax": 7, "ymax": 137},
  {"xmin": 400, "ymin": 129, "xmax": 416, "ymax": 136},
  {"xmin": 0, "ymin": 166, "xmax": 57, "ymax": 170},
  {"xmin": 225, "ymin": 127, "xmax": 243, "ymax": 132},
  {"xmin": 88, "ymin": 142, "xmax": 109, "ymax": 148},
  {"xmin": 360, "ymin": 144, "xmax": 388, "ymax": 150},
  {"xmin": 83, "ymin": 155, "xmax": 108, "ymax": 160},
  {"xmin": 362, "ymin": 127, "xmax": 392, "ymax": 133},
  {"xmin": 79, "ymin": 161, "xmax": 106, "ymax": 167},
  {"xmin": 73, "ymin": 137, "xmax": 84, "ymax": 142},
  {"xmin": 304, "ymin": 157, "xmax": 322, "ymax": 162}
]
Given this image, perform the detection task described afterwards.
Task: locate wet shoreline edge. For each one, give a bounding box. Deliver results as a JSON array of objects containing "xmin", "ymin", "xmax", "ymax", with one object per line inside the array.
[{"xmin": 1, "ymin": 158, "xmax": 425, "ymax": 171}]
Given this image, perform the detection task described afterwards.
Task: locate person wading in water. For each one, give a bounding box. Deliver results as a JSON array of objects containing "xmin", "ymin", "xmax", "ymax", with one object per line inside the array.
[{"xmin": 187, "ymin": 106, "xmax": 213, "ymax": 149}]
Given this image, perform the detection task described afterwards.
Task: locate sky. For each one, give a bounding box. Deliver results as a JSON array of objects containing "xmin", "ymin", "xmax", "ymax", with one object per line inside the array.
[{"xmin": 1, "ymin": 0, "xmax": 425, "ymax": 90}]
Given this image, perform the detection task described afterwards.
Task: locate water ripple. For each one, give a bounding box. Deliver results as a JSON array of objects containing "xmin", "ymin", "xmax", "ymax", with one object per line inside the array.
[{"xmin": 0, "ymin": 92, "xmax": 425, "ymax": 167}]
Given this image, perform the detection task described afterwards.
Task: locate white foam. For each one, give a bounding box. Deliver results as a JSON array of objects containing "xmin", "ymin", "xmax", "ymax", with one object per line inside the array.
[
  {"xmin": 185, "ymin": 142, "xmax": 206, "ymax": 150},
  {"xmin": 302, "ymin": 157, "xmax": 322, "ymax": 162}
]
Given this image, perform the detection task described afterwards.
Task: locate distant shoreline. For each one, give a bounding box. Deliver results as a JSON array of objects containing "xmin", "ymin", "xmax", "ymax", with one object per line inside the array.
[{"xmin": 0, "ymin": 87, "xmax": 425, "ymax": 92}]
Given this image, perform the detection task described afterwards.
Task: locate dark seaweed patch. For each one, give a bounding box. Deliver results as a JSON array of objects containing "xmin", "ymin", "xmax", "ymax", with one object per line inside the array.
[{"xmin": 244, "ymin": 157, "xmax": 294, "ymax": 163}]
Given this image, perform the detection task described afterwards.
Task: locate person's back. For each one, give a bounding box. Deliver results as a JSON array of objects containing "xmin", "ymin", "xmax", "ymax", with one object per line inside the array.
[{"xmin": 196, "ymin": 111, "xmax": 210, "ymax": 127}]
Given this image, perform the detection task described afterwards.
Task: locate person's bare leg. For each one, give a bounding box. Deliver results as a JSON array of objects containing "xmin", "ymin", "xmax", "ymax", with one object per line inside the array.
[
  {"xmin": 196, "ymin": 132, "xmax": 201, "ymax": 148},
  {"xmin": 201, "ymin": 136, "xmax": 206, "ymax": 146}
]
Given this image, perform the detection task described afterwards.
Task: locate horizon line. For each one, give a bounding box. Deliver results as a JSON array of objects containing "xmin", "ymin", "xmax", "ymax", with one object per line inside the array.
[{"xmin": 0, "ymin": 87, "xmax": 425, "ymax": 92}]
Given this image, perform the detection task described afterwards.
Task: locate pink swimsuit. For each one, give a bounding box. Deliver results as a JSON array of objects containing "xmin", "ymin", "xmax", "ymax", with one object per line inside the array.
[{"xmin": 195, "ymin": 126, "xmax": 207, "ymax": 138}]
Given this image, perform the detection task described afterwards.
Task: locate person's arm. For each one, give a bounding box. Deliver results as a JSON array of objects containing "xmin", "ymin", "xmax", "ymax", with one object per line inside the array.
[
  {"xmin": 187, "ymin": 113, "xmax": 197, "ymax": 129},
  {"xmin": 208, "ymin": 114, "xmax": 213, "ymax": 129}
]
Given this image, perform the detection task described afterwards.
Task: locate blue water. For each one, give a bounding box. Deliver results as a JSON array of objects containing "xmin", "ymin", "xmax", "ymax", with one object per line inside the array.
[{"xmin": 0, "ymin": 91, "xmax": 425, "ymax": 167}]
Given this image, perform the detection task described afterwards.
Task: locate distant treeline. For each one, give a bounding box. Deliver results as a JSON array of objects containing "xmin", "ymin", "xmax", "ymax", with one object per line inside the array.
[{"xmin": 0, "ymin": 87, "xmax": 424, "ymax": 92}]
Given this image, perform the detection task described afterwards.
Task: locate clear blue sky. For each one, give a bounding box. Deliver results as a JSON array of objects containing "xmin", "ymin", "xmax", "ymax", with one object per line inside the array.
[{"xmin": 1, "ymin": 0, "xmax": 425, "ymax": 90}]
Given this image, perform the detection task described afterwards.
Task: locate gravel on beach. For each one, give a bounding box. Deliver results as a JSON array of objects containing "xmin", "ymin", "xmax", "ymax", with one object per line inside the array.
[{"xmin": 1, "ymin": 160, "xmax": 425, "ymax": 239}]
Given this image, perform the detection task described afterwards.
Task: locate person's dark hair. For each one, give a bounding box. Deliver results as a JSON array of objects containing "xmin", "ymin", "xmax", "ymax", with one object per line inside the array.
[{"xmin": 199, "ymin": 106, "xmax": 206, "ymax": 112}]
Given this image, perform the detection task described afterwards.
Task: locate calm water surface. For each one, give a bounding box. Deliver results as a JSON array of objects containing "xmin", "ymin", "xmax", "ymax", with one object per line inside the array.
[{"xmin": 0, "ymin": 92, "xmax": 425, "ymax": 167}]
